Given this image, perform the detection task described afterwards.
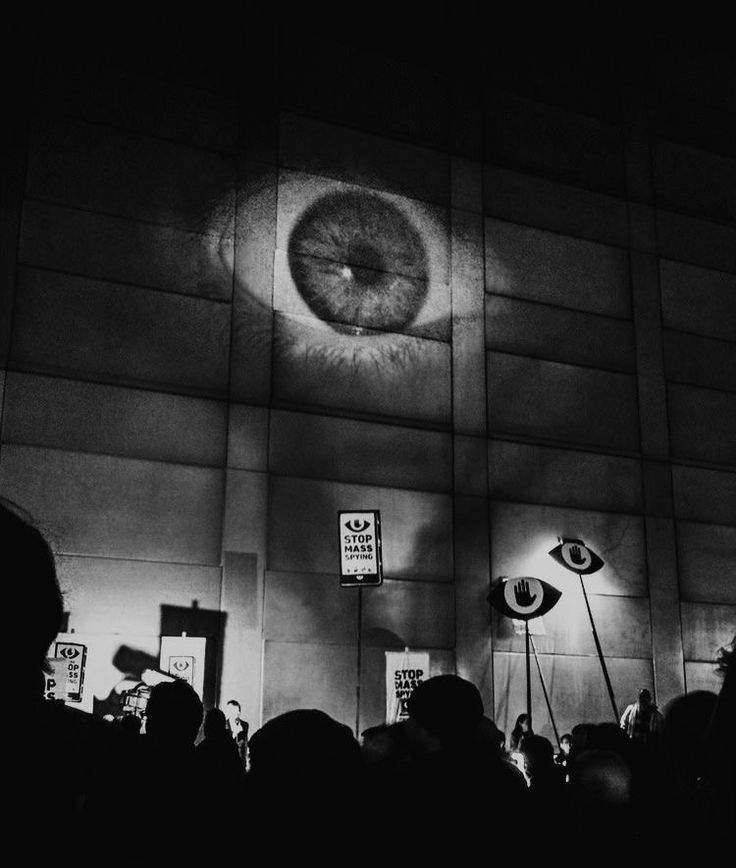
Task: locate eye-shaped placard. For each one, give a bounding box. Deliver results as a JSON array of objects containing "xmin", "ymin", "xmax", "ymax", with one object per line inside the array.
[
  {"xmin": 487, "ymin": 576, "xmax": 562, "ymax": 621},
  {"xmin": 548, "ymin": 538, "xmax": 604, "ymax": 575}
]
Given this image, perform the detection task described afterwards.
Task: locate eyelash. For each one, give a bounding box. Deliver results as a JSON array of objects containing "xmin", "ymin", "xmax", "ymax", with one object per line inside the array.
[{"xmin": 273, "ymin": 312, "xmax": 426, "ymax": 376}]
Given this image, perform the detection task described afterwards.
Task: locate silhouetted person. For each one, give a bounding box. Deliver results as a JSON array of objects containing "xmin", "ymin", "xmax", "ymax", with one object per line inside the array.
[
  {"xmin": 620, "ymin": 688, "xmax": 663, "ymax": 747},
  {"xmin": 652, "ymin": 688, "xmax": 720, "ymax": 861},
  {"xmin": 509, "ymin": 711, "xmax": 532, "ymax": 751},
  {"xmin": 224, "ymin": 698, "xmax": 249, "ymax": 768},
  {"xmin": 196, "ymin": 707, "xmax": 243, "ymax": 786},
  {"xmin": 702, "ymin": 636, "xmax": 735, "ymax": 855},
  {"xmin": 568, "ymin": 747, "xmax": 637, "ymax": 863},
  {"xmin": 360, "ymin": 720, "xmax": 411, "ymax": 767},
  {"xmin": 569, "ymin": 722, "xmax": 598, "ymax": 761},
  {"xmin": 521, "ymin": 734, "xmax": 568, "ymax": 853},
  {"xmin": 400, "ymin": 675, "xmax": 528, "ymax": 860},
  {"xmin": 4, "ymin": 499, "xmax": 115, "ymax": 855},
  {"xmin": 86, "ymin": 678, "xmax": 215, "ymax": 859},
  {"xmin": 556, "ymin": 732, "xmax": 573, "ymax": 769},
  {"xmin": 245, "ymin": 709, "xmax": 363, "ymax": 856}
]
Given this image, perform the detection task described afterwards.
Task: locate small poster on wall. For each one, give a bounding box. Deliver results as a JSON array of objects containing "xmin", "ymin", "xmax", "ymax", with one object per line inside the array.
[
  {"xmin": 44, "ymin": 658, "xmax": 68, "ymax": 702},
  {"xmin": 54, "ymin": 641, "xmax": 87, "ymax": 702},
  {"xmin": 160, "ymin": 636, "xmax": 206, "ymax": 699},
  {"xmin": 385, "ymin": 650, "xmax": 430, "ymax": 724}
]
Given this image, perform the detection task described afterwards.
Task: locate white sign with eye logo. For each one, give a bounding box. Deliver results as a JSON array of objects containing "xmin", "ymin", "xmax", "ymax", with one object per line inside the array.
[
  {"xmin": 159, "ymin": 636, "xmax": 206, "ymax": 699},
  {"xmin": 338, "ymin": 510, "xmax": 383, "ymax": 587},
  {"xmin": 54, "ymin": 641, "xmax": 87, "ymax": 703},
  {"xmin": 503, "ymin": 577, "xmax": 545, "ymax": 617}
]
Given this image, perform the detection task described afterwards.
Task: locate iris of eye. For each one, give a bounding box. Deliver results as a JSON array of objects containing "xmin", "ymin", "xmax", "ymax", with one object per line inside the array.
[{"xmin": 287, "ymin": 190, "xmax": 429, "ymax": 333}]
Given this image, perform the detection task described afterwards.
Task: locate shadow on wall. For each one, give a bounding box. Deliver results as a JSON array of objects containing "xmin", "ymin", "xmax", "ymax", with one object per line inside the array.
[{"xmin": 92, "ymin": 645, "xmax": 159, "ymax": 719}]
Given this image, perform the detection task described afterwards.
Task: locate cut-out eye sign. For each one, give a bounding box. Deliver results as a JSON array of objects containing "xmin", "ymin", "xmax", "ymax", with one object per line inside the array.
[
  {"xmin": 548, "ymin": 538, "xmax": 604, "ymax": 575},
  {"xmin": 487, "ymin": 576, "xmax": 562, "ymax": 620}
]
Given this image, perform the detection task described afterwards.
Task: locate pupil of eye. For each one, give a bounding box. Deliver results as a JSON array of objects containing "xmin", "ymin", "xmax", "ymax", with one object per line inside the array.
[
  {"xmin": 287, "ymin": 190, "xmax": 428, "ymax": 333},
  {"xmin": 345, "ymin": 242, "xmax": 386, "ymax": 286}
]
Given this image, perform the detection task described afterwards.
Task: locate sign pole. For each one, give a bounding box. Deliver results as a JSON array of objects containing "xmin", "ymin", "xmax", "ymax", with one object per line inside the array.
[
  {"xmin": 529, "ymin": 634, "xmax": 560, "ymax": 750},
  {"xmin": 525, "ymin": 620, "xmax": 532, "ymax": 732},
  {"xmin": 578, "ymin": 572, "xmax": 618, "ymax": 722},
  {"xmin": 355, "ymin": 586, "xmax": 362, "ymax": 739}
]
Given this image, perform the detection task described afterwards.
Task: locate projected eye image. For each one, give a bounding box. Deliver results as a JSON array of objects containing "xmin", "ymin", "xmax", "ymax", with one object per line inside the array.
[
  {"xmin": 287, "ymin": 190, "xmax": 429, "ymax": 334},
  {"xmin": 212, "ymin": 169, "xmax": 452, "ymax": 422}
]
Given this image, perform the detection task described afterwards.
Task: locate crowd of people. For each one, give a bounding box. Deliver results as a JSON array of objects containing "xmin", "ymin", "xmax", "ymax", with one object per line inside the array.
[{"xmin": 7, "ymin": 498, "xmax": 734, "ymax": 863}]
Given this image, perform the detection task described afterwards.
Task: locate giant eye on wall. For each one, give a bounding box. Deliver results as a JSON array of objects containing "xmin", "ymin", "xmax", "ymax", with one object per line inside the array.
[
  {"xmin": 205, "ymin": 166, "xmax": 453, "ymax": 421},
  {"xmin": 288, "ymin": 190, "xmax": 430, "ymax": 334}
]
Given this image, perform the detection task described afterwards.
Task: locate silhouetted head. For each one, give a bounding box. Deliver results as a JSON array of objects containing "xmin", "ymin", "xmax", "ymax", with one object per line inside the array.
[
  {"xmin": 570, "ymin": 723, "xmax": 597, "ymax": 756},
  {"xmin": 512, "ymin": 713, "xmax": 530, "ymax": 731},
  {"xmin": 661, "ymin": 690, "xmax": 719, "ymax": 786},
  {"xmin": 2, "ymin": 500, "xmax": 63, "ymax": 683},
  {"xmin": 249, "ymin": 709, "xmax": 361, "ymax": 784},
  {"xmin": 360, "ymin": 721, "xmax": 410, "ymax": 765},
  {"xmin": 638, "ymin": 688, "xmax": 652, "ymax": 707},
  {"xmin": 406, "ymin": 675, "xmax": 484, "ymax": 748},
  {"xmin": 570, "ymin": 748, "xmax": 632, "ymax": 806},
  {"xmin": 475, "ymin": 716, "xmax": 505, "ymax": 757},
  {"xmin": 204, "ymin": 707, "xmax": 228, "ymax": 740},
  {"xmin": 520, "ymin": 734, "xmax": 555, "ymax": 778},
  {"xmin": 145, "ymin": 680, "xmax": 203, "ymax": 747},
  {"xmin": 118, "ymin": 713, "xmax": 142, "ymax": 736},
  {"xmin": 715, "ymin": 636, "xmax": 734, "ymax": 679},
  {"xmin": 595, "ymin": 722, "xmax": 631, "ymax": 759},
  {"xmin": 560, "ymin": 733, "xmax": 572, "ymax": 754},
  {"xmin": 224, "ymin": 699, "xmax": 241, "ymax": 725}
]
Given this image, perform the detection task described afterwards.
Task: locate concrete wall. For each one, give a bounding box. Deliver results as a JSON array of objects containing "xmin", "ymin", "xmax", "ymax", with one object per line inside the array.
[{"xmin": 1, "ymin": 20, "xmax": 734, "ymax": 739}]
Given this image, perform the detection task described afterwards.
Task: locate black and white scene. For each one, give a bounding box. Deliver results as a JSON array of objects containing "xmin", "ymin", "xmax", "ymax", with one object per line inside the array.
[{"xmin": 4, "ymin": 4, "xmax": 735, "ymax": 863}]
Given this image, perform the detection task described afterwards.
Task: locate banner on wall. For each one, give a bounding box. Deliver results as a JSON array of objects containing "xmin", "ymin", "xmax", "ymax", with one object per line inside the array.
[
  {"xmin": 385, "ymin": 650, "xmax": 430, "ymax": 724},
  {"xmin": 159, "ymin": 636, "xmax": 206, "ymax": 699}
]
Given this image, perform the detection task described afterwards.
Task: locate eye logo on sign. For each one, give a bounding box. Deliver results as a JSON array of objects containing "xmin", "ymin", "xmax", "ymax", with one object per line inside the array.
[
  {"xmin": 59, "ymin": 646, "xmax": 80, "ymax": 659},
  {"xmin": 487, "ymin": 576, "xmax": 561, "ymax": 621},
  {"xmin": 548, "ymin": 538, "xmax": 604, "ymax": 575},
  {"xmin": 167, "ymin": 656, "xmax": 195, "ymax": 685},
  {"xmin": 345, "ymin": 519, "xmax": 370, "ymax": 533}
]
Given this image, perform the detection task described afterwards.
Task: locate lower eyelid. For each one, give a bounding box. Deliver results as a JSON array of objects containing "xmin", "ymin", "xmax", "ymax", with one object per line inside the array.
[{"xmin": 274, "ymin": 314, "xmax": 424, "ymax": 372}]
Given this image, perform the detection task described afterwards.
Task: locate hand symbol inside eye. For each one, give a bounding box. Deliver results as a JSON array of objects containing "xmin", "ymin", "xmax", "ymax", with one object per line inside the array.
[
  {"xmin": 569, "ymin": 544, "xmax": 585, "ymax": 565},
  {"xmin": 514, "ymin": 579, "xmax": 537, "ymax": 608}
]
